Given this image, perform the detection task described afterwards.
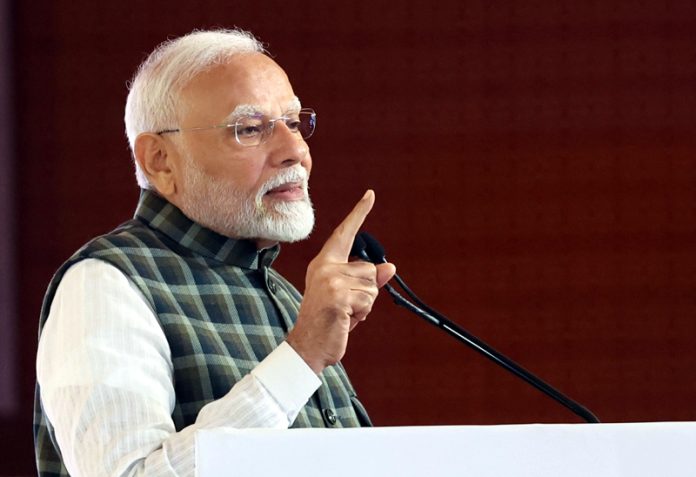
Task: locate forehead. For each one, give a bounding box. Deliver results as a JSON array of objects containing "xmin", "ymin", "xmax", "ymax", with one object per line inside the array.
[{"xmin": 178, "ymin": 53, "xmax": 297, "ymax": 122}]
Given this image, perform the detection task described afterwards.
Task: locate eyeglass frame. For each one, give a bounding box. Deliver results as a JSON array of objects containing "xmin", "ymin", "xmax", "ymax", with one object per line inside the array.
[{"xmin": 155, "ymin": 108, "xmax": 317, "ymax": 147}]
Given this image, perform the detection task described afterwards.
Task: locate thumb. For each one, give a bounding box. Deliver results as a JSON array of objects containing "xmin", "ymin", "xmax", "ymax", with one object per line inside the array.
[{"xmin": 375, "ymin": 262, "xmax": 396, "ymax": 288}]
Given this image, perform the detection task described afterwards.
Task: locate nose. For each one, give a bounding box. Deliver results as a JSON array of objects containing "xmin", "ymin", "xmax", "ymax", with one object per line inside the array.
[{"xmin": 267, "ymin": 121, "xmax": 310, "ymax": 168}]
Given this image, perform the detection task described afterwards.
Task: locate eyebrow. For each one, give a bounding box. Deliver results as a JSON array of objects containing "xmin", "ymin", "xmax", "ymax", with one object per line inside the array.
[
  {"xmin": 286, "ymin": 97, "xmax": 302, "ymax": 113},
  {"xmin": 223, "ymin": 96, "xmax": 302, "ymax": 123}
]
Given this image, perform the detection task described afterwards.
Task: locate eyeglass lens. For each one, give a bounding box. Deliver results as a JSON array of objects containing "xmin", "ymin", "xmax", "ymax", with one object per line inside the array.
[{"xmin": 234, "ymin": 110, "xmax": 316, "ymax": 146}]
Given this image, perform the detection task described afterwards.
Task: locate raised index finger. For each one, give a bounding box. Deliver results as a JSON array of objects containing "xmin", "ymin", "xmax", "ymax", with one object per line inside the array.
[{"xmin": 319, "ymin": 190, "xmax": 375, "ymax": 261}]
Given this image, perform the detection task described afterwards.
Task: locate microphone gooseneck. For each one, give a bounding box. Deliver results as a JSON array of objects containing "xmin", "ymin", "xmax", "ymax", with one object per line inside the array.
[
  {"xmin": 353, "ymin": 231, "xmax": 600, "ymax": 424},
  {"xmin": 361, "ymin": 232, "xmax": 439, "ymax": 314}
]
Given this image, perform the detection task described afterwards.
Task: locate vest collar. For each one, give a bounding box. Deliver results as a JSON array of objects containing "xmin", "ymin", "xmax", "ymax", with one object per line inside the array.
[{"xmin": 133, "ymin": 189, "xmax": 280, "ymax": 269}]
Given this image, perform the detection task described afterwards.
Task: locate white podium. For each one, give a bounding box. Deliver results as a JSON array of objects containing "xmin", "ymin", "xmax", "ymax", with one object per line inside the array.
[{"xmin": 196, "ymin": 422, "xmax": 696, "ymax": 476}]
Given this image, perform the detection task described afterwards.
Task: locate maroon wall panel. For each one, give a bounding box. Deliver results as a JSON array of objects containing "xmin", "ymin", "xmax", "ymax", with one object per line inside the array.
[{"xmin": 5, "ymin": 1, "xmax": 696, "ymax": 474}]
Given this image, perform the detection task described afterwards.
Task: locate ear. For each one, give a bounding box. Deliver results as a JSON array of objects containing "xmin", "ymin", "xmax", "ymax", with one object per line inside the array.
[{"xmin": 134, "ymin": 133, "xmax": 180, "ymax": 198}]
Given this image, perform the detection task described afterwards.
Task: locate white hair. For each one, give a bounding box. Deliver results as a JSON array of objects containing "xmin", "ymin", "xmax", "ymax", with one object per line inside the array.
[{"xmin": 124, "ymin": 29, "xmax": 265, "ymax": 189}]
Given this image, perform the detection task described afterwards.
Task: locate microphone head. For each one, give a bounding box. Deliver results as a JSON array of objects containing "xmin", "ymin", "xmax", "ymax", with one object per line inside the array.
[
  {"xmin": 350, "ymin": 234, "xmax": 367, "ymax": 258},
  {"xmin": 359, "ymin": 231, "xmax": 387, "ymax": 263}
]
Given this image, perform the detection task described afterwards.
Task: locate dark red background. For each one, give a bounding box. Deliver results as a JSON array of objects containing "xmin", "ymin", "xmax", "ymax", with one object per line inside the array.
[{"xmin": 4, "ymin": 1, "xmax": 696, "ymax": 474}]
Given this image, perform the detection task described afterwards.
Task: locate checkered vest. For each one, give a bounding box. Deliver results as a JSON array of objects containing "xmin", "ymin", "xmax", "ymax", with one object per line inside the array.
[{"xmin": 34, "ymin": 190, "xmax": 371, "ymax": 476}]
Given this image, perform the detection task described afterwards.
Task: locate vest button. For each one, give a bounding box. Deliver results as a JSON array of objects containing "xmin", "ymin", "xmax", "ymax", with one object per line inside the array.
[
  {"xmin": 268, "ymin": 279, "xmax": 277, "ymax": 294},
  {"xmin": 322, "ymin": 408, "xmax": 338, "ymax": 426}
]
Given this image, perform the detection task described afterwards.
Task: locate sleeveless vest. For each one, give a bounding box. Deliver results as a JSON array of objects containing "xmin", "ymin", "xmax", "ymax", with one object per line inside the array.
[{"xmin": 34, "ymin": 190, "xmax": 371, "ymax": 476}]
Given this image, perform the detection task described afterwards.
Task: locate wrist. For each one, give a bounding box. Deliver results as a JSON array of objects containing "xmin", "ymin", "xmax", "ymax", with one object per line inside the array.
[{"xmin": 285, "ymin": 335, "xmax": 325, "ymax": 374}]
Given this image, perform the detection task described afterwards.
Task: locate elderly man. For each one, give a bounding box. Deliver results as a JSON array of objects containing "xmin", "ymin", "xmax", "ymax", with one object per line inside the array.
[{"xmin": 34, "ymin": 29, "xmax": 395, "ymax": 476}]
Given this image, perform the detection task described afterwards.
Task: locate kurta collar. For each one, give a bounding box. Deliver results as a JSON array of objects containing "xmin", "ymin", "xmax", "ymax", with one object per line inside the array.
[{"xmin": 133, "ymin": 189, "xmax": 280, "ymax": 269}]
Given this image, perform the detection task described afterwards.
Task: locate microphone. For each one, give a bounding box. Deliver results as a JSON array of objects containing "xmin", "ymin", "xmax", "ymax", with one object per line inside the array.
[
  {"xmin": 350, "ymin": 234, "xmax": 370, "ymax": 261},
  {"xmin": 353, "ymin": 231, "xmax": 600, "ymax": 424},
  {"xmin": 360, "ymin": 233, "xmax": 443, "ymax": 317}
]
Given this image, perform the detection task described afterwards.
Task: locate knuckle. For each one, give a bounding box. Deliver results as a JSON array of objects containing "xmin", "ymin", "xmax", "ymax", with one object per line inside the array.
[
  {"xmin": 307, "ymin": 258, "xmax": 321, "ymax": 273},
  {"xmin": 355, "ymin": 289, "xmax": 375, "ymax": 308},
  {"xmin": 363, "ymin": 263, "xmax": 378, "ymax": 280},
  {"xmin": 326, "ymin": 275, "xmax": 343, "ymax": 295},
  {"xmin": 335, "ymin": 222, "xmax": 348, "ymax": 236}
]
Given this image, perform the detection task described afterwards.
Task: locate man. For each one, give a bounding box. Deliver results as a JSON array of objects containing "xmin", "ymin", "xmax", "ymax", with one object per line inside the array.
[{"xmin": 34, "ymin": 29, "xmax": 395, "ymax": 476}]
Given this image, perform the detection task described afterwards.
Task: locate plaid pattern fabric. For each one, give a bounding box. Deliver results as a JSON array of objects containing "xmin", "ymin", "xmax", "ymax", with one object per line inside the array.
[{"xmin": 34, "ymin": 190, "xmax": 371, "ymax": 476}]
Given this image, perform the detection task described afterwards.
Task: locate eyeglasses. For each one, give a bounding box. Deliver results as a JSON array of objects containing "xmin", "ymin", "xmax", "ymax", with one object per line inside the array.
[{"xmin": 156, "ymin": 108, "xmax": 316, "ymax": 147}]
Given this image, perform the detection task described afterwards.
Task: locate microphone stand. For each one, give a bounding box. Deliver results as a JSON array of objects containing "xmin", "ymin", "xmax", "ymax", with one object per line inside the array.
[
  {"xmin": 353, "ymin": 234, "xmax": 600, "ymax": 424},
  {"xmin": 383, "ymin": 281, "xmax": 600, "ymax": 423}
]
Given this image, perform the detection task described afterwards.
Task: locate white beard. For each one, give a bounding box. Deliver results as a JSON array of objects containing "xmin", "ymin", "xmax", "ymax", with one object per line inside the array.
[{"xmin": 178, "ymin": 160, "xmax": 315, "ymax": 243}]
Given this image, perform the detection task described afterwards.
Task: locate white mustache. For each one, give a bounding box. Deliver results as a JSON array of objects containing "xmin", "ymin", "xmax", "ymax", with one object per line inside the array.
[{"xmin": 258, "ymin": 167, "xmax": 309, "ymax": 196}]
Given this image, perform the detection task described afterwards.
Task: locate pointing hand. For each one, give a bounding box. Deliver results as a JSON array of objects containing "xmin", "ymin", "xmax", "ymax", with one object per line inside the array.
[{"xmin": 286, "ymin": 190, "xmax": 396, "ymax": 374}]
